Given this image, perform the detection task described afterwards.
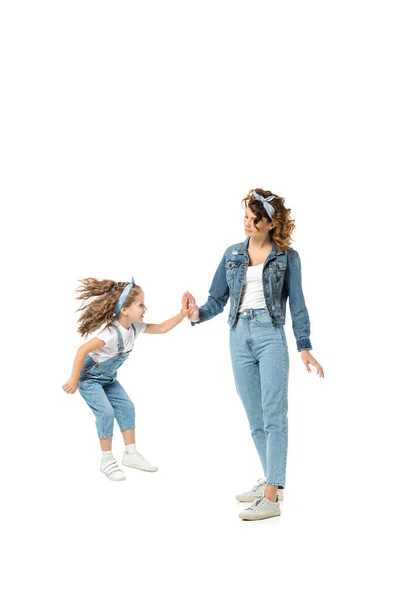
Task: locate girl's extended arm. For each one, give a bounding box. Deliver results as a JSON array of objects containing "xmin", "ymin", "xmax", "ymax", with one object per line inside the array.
[
  {"xmin": 62, "ymin": 337, "xmax": 105, "ymax": 394},
  {"xmin": 144, "ymin": 292, "xmax": 189, "ymax": 334}
]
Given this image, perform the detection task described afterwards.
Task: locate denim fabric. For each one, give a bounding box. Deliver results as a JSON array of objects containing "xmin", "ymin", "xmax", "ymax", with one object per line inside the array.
[
  {"xmin": 229, "ymin": 309, "xmax": 289, "ymax": 486},
  {"xmin": 192, "ymin": 238, "xmax": 312, "ymax": 352},
  {"xmin": 78, "ymin": 324, "xmax": 136, "ymax": 438}
]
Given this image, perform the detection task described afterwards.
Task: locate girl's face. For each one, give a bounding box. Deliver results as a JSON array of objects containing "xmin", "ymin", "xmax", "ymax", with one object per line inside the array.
[
  {"xmin": 244, "ymin": 205, "xmax": 274, "ymax": 238},
  {"xmin": 122, "ymin": 292, "xmax": 147, "ymax": 323}
]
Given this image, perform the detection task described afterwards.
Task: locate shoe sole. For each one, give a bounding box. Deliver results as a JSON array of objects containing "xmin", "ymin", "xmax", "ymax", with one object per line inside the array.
[
  {"xmin": 240, "ymin": 510, "xmax": 281, "ymax": 521},
  {"xmin": 121, "ymin": 461, "xmax": 158, "ymax": 472},
  {"xmin": 236, "ymin": 493, "xmax": 284, "ymax": 503}
]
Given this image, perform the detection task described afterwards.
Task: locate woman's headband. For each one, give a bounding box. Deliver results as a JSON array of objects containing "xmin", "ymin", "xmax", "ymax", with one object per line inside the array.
[{"xmin": 251, "ymin": 191, "xmax": 275, "ymax": 219}]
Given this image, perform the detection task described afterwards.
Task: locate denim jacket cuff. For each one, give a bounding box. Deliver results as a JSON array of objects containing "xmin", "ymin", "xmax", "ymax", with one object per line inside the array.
[
  {"xmin": 190, "ymin": 308, "xmax": 206, "ymax": 327},
  {"xmin": 297, "ymin": 338, "xmax": 312, "ymax": 352}
]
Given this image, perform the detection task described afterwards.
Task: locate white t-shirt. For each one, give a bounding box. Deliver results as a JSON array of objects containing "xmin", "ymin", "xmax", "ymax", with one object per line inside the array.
[
  {"xmin": 238, "ymin": 264, "xmax": 267, "ymax": 311},
  {"xmin": 89, "ymin": 320, "xmax": 147, "ymax": 363}
]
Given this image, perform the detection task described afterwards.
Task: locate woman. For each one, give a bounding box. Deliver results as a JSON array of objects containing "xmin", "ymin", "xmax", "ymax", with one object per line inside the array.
[{"xmin": 187, "ymin": 188, "xmax": 324, "ymax": 521}]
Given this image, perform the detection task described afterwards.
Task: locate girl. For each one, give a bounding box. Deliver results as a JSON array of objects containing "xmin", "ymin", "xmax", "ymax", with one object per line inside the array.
[
  {"xmin": 187, "ymin": 189, "xmax": 324, "ymax": 520},
  {"xmin": 63, "ymin": 276, "xmax": 190, "ymax": 481}
]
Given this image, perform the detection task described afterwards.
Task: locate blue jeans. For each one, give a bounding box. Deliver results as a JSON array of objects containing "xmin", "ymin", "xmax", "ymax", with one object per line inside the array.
[
  {"xmin": 229, "ymin": 308, "xmax": 289, "ymax": 487},
  {"xmin": 78, "ymin": 354, "xmax": 135, "ymax": 439}
]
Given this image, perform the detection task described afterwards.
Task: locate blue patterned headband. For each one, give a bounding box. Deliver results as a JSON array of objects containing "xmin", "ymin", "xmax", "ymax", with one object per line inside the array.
[
  {"xmin": 251, "ymin": 191, "xmax": 275, "ymax": 219},
  {"xmin": 114, "ymin": 276, "xmax": 135, "ymax": 314}
]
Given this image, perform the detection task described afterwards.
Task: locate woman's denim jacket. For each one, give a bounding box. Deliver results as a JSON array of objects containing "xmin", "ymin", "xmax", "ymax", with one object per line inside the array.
[{"xmin": 192, "ymin": 237, "xmax": 312, "ymax": 352}]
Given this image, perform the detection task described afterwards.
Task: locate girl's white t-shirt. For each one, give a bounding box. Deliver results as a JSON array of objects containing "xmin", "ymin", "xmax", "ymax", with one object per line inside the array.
[
  {"xmin": 89, "ymin": 320, "xmax": 147, "ymax": 363},
  {"xmin": 238, "ymin": 264, "xmax": 267, "ymax": 311}
]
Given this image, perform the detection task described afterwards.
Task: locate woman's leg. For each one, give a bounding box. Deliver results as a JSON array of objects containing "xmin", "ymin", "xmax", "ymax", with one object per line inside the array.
[
  {"xmin": 255, "ymin": 324, "xmax": 289, "ymax": 495},
  {"xmin": 229, "ymin": 321, "xmax": 267, "ymax": 476}
]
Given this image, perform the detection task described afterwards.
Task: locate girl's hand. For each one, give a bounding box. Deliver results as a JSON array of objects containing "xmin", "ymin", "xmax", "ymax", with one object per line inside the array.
[
  {"xmin": 62, "ymin": 377, "xmax": 79, "ymax": 394},
  {"xmin": 186, "ymin": 292, "xmax": 200, "ymax": 322},
  {"xmin": 180, "ymin": 292, "xmax": 190, "ymax": 317},
  {"xmin": 301, "ymin": 351, "xmax": 324, "ymax": 378}
]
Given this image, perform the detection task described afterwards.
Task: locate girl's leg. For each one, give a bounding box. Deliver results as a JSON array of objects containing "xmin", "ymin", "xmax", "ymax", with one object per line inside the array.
[
  {"xmin": 100, "ymin": 437, "xmax": 113, "ymax": 451},
  {"xmin": 102, "ymin": 380, "xmax": 135, "ymax": 435},
  {"xmin": 78, "ymin": 380, "xmax": 115, "ymax": 440},
  {"xmin": 104, "ymin": 380, "xmax": 157, "ymax": 472},
  {"xmin": 229, "ymin": 321, "xmax": 267, "ymax": 475},
  {"xmin": 78, "ymin": 380, "xmax": 125, "ymax": 480},
  {"xmin": 122, "ymin": 429, "xmax": 136, "ymax": 445}
]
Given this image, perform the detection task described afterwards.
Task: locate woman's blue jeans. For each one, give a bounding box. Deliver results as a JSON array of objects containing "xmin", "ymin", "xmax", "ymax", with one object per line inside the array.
[{"xmin": 229, "ymin": 308, "xmax": 289, "ymax": 487}]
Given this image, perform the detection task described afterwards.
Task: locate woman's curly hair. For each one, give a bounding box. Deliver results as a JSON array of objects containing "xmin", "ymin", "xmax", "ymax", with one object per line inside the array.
[
  {"xmin": 241, "ymin": 188, "xmax": 295, "ymax": 251},
  {"xmin": 76, "ymin": 278, "xmax": 142, "ymax": 337}
]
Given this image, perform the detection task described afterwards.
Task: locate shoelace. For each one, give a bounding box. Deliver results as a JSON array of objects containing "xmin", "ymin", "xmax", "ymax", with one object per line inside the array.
[
  {"xmin": 246, "ymin": 497, "xmax": 267, "ymax": 512},
  {"xmin": 251, "ymin": 478, "xmax": 266, "ymax": 492}
]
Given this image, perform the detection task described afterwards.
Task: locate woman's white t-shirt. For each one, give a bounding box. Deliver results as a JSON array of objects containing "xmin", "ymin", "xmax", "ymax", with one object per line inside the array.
[
  {"xmin": 89, "ymin": 320, "xmax": 147, "ymax": 363},
  {"xmin": 238, "ymin": 264, "xmax": 267, "ymax": 311}
]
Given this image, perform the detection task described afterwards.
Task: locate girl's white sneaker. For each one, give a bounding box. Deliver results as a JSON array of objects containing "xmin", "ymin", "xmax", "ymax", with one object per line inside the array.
[
  {"xmin": 239, "ymin": 497, "xmax": 281, "ymax": 521},
  {"xmin": 236, "ymin": 479, "xmax": 284, "ymax": 502},
  {"xmin": 100, "ymin": 458, "xmax": 126, "ymax": 481},
  {"xmin": 121, "ymin": 451, "xmax": 158, "ymax": 472}
]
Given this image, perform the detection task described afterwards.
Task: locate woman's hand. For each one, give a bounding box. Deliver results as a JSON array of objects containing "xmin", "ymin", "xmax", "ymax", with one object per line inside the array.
[
  {"xmin": 186, "ymin": 292, "xmax": 200, "ymax": 322},
  {"xmin": 300, "ymin": 351, "xmax": 324, "ymax": 378},
  {"xmin": 62, "ymin": 377, "xmax": 78, "ymax": 394}
]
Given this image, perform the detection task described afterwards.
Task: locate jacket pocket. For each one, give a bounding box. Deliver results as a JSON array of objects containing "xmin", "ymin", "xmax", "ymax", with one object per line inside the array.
[{"xmin": 225, "ymin": 259, "xmax": 239, "ymax": 283}]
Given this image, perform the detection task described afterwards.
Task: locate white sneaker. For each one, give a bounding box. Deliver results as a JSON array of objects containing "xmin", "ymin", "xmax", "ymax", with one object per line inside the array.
[
  {"xmin": 121, "ymin": 451, "xmax": 158, "ymax": 472},
  {"xmin": 100, "ymin": 458, "xmax": 126, "ymax": 481},
  {"xmin": 236, "ymin": 479, "xmax": 284, "ymax": 502},
  {"xmin": 239, "ymin": 497, "xmax": 281, "ymax": 521}
]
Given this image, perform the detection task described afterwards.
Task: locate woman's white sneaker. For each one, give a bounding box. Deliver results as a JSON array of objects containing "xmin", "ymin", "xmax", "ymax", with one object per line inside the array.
[
  {"xmin": 236, "ymin": 479, "xmax": 284, "ymax": 502},
  {"xmin": 121, "ymin": 451, "xmax": 158, "ymax": 472},
  {"xmin": 100, "ymin": 458, "xmax": 126, "ymax": 481},
  {"xmin": 239, "ymin": 497, "xmax": 281, "ymax": 521}
]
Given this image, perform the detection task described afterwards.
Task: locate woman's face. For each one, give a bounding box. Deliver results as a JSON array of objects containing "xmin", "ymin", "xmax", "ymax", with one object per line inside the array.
[{"xmin": 243, "ymin": 205, "xmax": 274, "ymax": 238}]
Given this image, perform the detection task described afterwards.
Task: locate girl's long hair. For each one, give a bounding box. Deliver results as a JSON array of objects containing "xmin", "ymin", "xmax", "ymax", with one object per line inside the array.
[
  {"xmin": 76, "ymin": 278, "xmax": 142, "ymax": 337},
  {"xmin": 242, "ymin": 188, "xmax": 295, "ymax": 251}
]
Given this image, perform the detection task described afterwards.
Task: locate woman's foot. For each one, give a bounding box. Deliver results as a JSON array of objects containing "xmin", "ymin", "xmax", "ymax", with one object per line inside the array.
[
  {"xmin": 100, "ymin": 457, "xmax": 126, "ymax": 481},
  {"xmin": 121, "ymin": 451, "xmax": 158, "ymax": 472},
  {"xmin": 239, "ymin": 497, "xmax": 281, "ymax": 521},
  {"xmin": 236, "ymin": 479, "xmax": 284, "ymax": 502}
]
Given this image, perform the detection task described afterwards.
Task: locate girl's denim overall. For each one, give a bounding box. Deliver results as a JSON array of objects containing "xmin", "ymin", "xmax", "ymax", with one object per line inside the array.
[
  {"xmin": 229, "ymin": 308, "xmax": 289, "ymax": 487},
  {"xmin": 78, "ymin": 324, "xmax": 136, "ymax": 439}
]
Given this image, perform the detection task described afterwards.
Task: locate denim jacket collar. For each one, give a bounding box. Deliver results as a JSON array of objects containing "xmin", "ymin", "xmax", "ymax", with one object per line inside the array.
[{"xmin": 236, "ymin": 237, "xmax": 285, "ymax": 258}]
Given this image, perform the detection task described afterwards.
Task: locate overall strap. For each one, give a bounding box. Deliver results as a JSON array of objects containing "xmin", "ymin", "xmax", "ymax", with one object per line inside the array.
[
  {"xmin": 130, "ymin": 323, "xmax": 137, "ymax": 338},
  {"xmin": 109, "ymin": 324, "xmax": 125, "ymax": 353}
]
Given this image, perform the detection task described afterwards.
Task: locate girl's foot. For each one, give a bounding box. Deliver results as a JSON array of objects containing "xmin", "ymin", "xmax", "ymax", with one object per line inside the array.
[
  {"xmin": 121, "ymin": 451, "xmax": 158, "ymax": 472},
  {"xmin": 100, "ymin": 457, "xmax": 126, "ymax": 481},
  {"xmin": 239, "ymin": 497, "xmax": 281, "ymax": 521},
  {"xmin": 236, "ymin": 479, "xmax": 284, "ymax": 502}
]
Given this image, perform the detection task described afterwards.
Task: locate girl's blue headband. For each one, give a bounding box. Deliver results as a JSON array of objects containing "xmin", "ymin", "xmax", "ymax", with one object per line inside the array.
[
  {"xmin": 114, "ymin": 276, "xmax": 135, "ymax": 314},
  {"xmin": 251, "ymin": 191, "xmax": 275, "ymax": 219}
]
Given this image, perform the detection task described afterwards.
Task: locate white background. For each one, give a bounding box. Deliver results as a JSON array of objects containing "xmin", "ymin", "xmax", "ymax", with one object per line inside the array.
[{"xmin": 1, "ymin": 1, "xmax": 399, "ymax": 599}]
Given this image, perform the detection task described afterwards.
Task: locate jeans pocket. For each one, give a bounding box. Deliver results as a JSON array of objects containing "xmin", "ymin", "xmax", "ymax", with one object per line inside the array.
[{"xmin": 254, "ymin": 312, "xmax": 273, "ymax": 327}]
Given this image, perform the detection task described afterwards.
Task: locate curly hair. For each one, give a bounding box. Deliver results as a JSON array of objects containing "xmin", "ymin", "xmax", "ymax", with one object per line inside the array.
[
  {"xmin": 76, "ymin": 278, "xmax": 142, "ymax": 337},
  {"xmin": 241, "ymin": 188, "xmax": 295, "ymax": 251}
]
